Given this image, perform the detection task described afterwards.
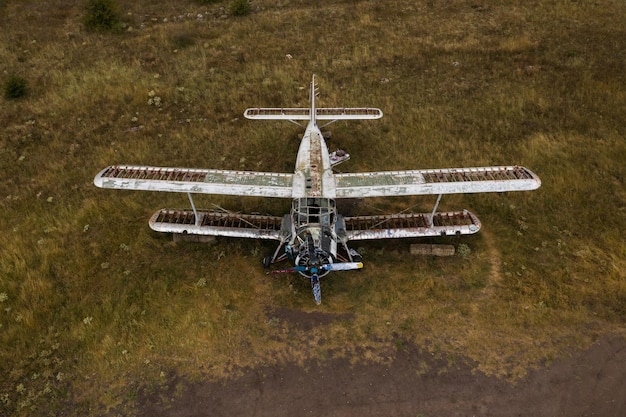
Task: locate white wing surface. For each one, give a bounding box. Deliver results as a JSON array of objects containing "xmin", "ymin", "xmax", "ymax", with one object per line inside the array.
[
  {"xmin": 94, "ymin": 165, "xmax": 294, "ymax": 198},
  {"xmin": 335, "ymin": 166, "xmax": 540, "ymax": 198},
  {"xmin": 149, "ymin": 209, "xmax": 285, "ymax": 240},
  {"xmin": 338, "ymin": 210, "xmax": 481, "ymax": 241}
]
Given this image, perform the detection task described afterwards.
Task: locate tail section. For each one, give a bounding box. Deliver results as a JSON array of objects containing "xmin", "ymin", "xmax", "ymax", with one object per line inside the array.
[
  {"xmin": 243, "ymin": 75, "xmax": 383, "ymax": 125},
  {"xmin": 310, "ymin": 74, "xmax": 318, "ymax": 125}
]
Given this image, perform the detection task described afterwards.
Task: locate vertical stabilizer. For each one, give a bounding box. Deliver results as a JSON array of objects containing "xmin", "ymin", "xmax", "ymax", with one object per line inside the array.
[{"xmin": 310, "ymin": 75, "xmax": 317, "ymax": 124}]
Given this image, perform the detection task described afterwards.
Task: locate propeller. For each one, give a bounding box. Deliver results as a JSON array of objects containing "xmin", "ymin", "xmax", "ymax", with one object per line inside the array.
[
  {"xmin": 311, "ymin": 274, "xmax": 321, "ymax": 305},
  {"xmin": 268, "ymin": 262, "xmax": 363, "ymax": 304},
  {"xmin": 267, "ymin": 262, "xmax": 363, "ymax": 275}
]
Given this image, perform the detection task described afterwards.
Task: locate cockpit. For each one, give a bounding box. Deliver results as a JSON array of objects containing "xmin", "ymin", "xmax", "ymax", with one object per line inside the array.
[{"xmin": 291, "ymin": 198, "xmax": 336, "ymax": 228}]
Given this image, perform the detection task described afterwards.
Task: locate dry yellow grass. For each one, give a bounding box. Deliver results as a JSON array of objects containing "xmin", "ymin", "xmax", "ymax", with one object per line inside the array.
[{"xmin": 1, "ymin": 0, "xmax": 625, "ymax": 415}]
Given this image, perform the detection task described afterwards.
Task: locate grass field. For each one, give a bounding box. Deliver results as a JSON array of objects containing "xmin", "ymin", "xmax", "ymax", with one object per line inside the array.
[{"xmin": 1, "ymin": 0, "xmax": 625, "ymax": 415}]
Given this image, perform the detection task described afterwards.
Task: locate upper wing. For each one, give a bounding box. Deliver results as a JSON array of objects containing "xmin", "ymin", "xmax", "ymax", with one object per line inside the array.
[
  {"xmin": 335, "ymin": 166, "xmax": 540, "ymax": 198},
  {"xmin": 94, "ymin": 165, "xmax": 294, "ymax": 198}
]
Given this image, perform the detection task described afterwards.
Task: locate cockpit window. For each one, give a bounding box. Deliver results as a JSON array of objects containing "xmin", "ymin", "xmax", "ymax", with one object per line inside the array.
[{"xmin": 292, "ymin": 198, "xmax": 336, "ymax": 227}]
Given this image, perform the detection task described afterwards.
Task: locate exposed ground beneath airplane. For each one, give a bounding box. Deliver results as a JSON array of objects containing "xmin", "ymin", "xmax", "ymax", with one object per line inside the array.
[{"xmin": 132, "ymin": 310, "xmax": 626, "ymax": 417}]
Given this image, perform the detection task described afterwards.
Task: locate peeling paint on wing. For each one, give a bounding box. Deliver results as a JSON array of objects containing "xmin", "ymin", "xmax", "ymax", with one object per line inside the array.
[
  {"xmin": 94, "ymin": 165, "xmax": 294, "ymax": 198},
  {"xmin": 149, "ymin": 209, "xmax": 283, "ymax": 240},
  {"xmin": 337, "ymin": 171, "xmax": 426, "ymax": 187},
  {"xmin": 335, "ymin": 166, "xmax": 541, "ymax": 198},
  {"xmin": 341, "ymin": 210, "xmax": 482, "ymax": 241}
]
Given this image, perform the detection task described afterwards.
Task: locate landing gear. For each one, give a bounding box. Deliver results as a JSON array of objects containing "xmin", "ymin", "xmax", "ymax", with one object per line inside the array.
[
  {"xmin": 262, "ymin": 256, "xmax": 273, "ymax": 269},
  {"xmin": 348, "ymin": 248, "xmax": 363, "ymax": 263}
]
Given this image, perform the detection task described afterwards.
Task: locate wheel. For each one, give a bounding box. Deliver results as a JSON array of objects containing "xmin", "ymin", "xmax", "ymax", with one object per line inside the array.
[{"xmin": 263, "ymin": 256, "xmax": 273, "ymax": 269}]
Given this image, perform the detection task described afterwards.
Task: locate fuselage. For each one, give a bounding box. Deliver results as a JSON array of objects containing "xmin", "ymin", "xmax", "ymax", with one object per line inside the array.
[{"xmin": 289, "ymin": 121, "xmax": 339, "ymax": 277}]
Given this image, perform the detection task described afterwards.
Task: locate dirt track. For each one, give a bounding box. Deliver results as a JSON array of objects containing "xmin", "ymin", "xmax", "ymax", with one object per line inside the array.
[{"xmin": 137, "ymin": 335, "xmax": 626, "ymax": 417}]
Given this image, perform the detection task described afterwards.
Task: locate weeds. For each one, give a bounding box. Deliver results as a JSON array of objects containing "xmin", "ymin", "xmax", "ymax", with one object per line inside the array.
[{"xmin": 0, "ymin": 0, "xmax": 625, "ymax": 415}]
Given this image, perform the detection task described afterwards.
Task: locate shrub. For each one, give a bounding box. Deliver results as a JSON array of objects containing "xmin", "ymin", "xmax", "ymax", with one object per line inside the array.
[
  {"xmin": 84, "ymin": 0, "xmax": 120, "ymax": 32},
  {"xmin": 456, "ymin": 243, "xmax": 472, "ymax": 258},
  {"xmin": 231, "ymin": 0, "xmax": 251, "ymax": 17},
  {"xmin": 4, "ymin": 75, "xmax": 28, "ymax": 99},
  {"xmin": 172, "ymin": 32, "xmax": 195, "ymax": 50}
]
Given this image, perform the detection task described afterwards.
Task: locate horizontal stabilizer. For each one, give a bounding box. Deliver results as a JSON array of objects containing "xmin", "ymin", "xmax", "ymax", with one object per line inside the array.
[
  {"xmin": 335, "ymin": 166, "xmax": 541, "ymax": 198},
  {"xmin": 94, "ymin": 165, "xmax": 293, "ymax": 198},
  {"xmin": 149, "ymin": 209, "xmax": 284, "ymax": 240},
  {"xmin": 340, "ymin": 210, "xmax": 481, "ymax": 241},
  {"xmin": 244, "ymin": 107, "xmax": 383, "ymax": 121}
]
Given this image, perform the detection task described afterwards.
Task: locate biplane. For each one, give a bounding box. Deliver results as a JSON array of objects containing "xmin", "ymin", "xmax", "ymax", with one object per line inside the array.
[{"xmin": 94, "ymin": 76, "xmax": 541, "ymax": 304}]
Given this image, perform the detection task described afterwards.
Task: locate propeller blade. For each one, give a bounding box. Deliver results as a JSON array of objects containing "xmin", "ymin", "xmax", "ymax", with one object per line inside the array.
[
  {"xmin": 267, "ymin": 266, "xmax": 307, "ymax": 274},
  {"xmin": 311, "ymin": 274, "xmax": 322, "ymax": 305},
  {"xmin": 268, "ymin": 262, "xmax": 363, "ymax": 274},
  {"xmin": 320, "ymin": 262, "xmax": 363, "ymax": 271}
]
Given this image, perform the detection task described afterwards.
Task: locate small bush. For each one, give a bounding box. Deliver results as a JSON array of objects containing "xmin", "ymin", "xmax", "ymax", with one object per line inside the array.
[
  {"xmin": 456, "ymin": 243, "xmax": 472, "ymax": 258},
  {"xmin": 231, "ymin": 0, "xmax": 251, "ymax": 17},
  {"xmin": 172, "ymin": 32, "xmax": 196, "ymax": 50},
  {"xmin": 4, "ymin": 75, "xmax": 28, "ymax": 99},
  {"xmin": 84, "ymin": 0, "xmax": 120, "ymax": 32}
]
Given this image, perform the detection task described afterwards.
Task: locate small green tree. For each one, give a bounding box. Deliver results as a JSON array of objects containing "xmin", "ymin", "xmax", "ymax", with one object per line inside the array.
[
  {"xmin": 231, "ymin": 0, "xmax": 251, "ymax": 17},
  {"xmin": 84, "ymin": 0, "xmax": 120, "ymax": 32},
  {"xmin": 4, "ymin": 75, "xmax": 28, "ymax": 99}
]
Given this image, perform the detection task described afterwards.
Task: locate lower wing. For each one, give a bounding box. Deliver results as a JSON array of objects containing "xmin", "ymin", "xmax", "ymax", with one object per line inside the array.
[
  {"xmin": 149, "ymin": 209, "xmax": 288, "ymax": 241},
  {"xmin": 338, "ymin": 210, "xmax": 481, "ymax": 242}
]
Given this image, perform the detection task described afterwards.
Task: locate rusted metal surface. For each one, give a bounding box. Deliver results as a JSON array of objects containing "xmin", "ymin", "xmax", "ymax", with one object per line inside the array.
[
  {"xmin": 293, "ymin": 120, "xmax": 336, "ymax": 199},
  {"xmin": 342, "ymin": 210, "xmax": 481, "ymax": 241},
  {"xmin": 420, "ymin": 166, "xmax": 537, "ymax": 183},
  {"xmin": 150, "ymin": 209, "xmax": 283, "ymax": 240},
  {"xmin": 94, "ymin": 165, "xmax": 294, "ymax": 198},
  {"xmin": 307, "ymin": 131, "xmax": 323, "ymax": 197},
  {"xmin": 244, "ymin": 107, "xmax": 382, "ymax": 120},
  {"xmin": 335, "ymin": 166, "xmax": 541, "ymax": 198}
]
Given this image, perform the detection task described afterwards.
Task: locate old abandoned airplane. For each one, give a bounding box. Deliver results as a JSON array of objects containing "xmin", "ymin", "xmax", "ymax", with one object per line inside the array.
[{"xmin": 94, "ymin": 76, "xmax": 541, "ymax": 304}]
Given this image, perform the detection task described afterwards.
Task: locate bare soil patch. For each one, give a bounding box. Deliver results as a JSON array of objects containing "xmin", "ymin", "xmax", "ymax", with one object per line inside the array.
[{"xmin": 135, "ymin": 335, "xmax": 626, "ymax": 417}]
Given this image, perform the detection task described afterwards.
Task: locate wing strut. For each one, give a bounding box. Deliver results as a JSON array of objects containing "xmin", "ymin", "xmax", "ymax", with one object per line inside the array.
[
  {"xmin": 187, "ymin": 193, "xmax": 201, "ymax": 226},
  {"xmin": 429, "ymin": 194, "xmax": 443, "ymax": 227}
]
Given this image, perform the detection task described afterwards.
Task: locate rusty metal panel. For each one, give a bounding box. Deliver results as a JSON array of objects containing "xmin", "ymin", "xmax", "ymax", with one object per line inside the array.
[
  {"xmin": 342, "ymin": 210, "xmax": 481, "ymax": 241},
  {"xmin": 94, "ymin": 165, "xmax": 294, "ymax": 198},
  {"xmin": 335, "ymin": 166, "xmax": 541, "ymax": 198},
  {"xmin": 149, "ymin": 209, "xmax": 283, "ymax": 240},
  {"xmin": 244, "ymin": 108, "xmax": 311, "ymax": 120},
  {"xmin": 244, "ymin": 107, "xmax": 382, "ymax": 121}
]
